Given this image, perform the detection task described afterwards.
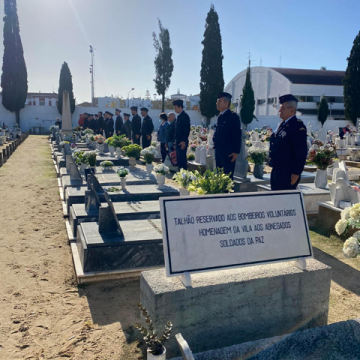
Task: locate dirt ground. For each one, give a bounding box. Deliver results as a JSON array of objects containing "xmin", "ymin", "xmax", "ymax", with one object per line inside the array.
[{"xmin": 0, "ymin": 135, "xmax": 359, "ymax": 360}]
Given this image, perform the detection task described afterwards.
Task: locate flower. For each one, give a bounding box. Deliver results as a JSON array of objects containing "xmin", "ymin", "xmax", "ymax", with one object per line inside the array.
[
  {"xmin": 197, "ymin": 188, "xmax": 207, "ymax": 195},
  {"xmin": 329, "ymin": 147, "xmax": 334, "ymax": 152},
  {"xmin": 116, "ymin": 166, "xmax": 129, "ymax": 178},
  {"xmin": 335, "ymin": 219, "xmax": 348, "ymax": 235},
  {"xmin": 341, "ymin": 207, "xmax": 351, "ymax": 220},
  {"xmin": 153, "ymin": 163, "xmax": 170, "ymax": 175},
  {"xmin": 319, "ymin": 146, "xmax": 324, "ymax": 151},
  {"xmin": 350, "ymin": 203, "xmax": 360, "ymax": 221},
  {"xmin": 342, "ymin": 237, "xmax": 360, "ymax": 258}
]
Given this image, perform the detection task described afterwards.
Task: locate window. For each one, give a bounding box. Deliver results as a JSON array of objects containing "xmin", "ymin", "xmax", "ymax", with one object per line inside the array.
[
  {"xmin": 267, "ymin": 97, "xmax": 276, "ymax": 104},
  {"xmin": 257, "ymin": 99, "xmax": 266, "ymax": 105},
  {"xmin": 39, "ymin": 97, "xmax": 45, "ymax": 106},
  {"xmin": 326, "ymin": 96, "xmax": 336, "ymax": 103},
  {"xmin": 296, "ymin": 96, "xmax": 306, "ymax": 102},
  {"xmin": 335, "ymin": 97, "xmax": 344, "ymax": 103},
  {"xmin": 306, "ymin": 96, "xmax": 320, "ymax": 102}
]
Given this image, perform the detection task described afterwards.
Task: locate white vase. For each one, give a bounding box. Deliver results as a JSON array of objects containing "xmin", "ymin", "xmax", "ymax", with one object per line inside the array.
[
  {"xmin": 146, "ymin": 164, "xmax": 154, "ymax": 174},
  {"xmin": 315, "ymin": 169, "xmax": 328, "ymax": 189},
  {"xmin": 108, "ymin": 145, "xmax": 115, "ymax": 156},
  {"xmin": 97, "ymin": 143, "xmax": 105, "ymax": 154},
  {"xmin": 129, "ymin": 157, "xmax": 136, "ymax": 168},
  {"xmin": 86, "ymin": 138, "xmax": 91, "ymax": 145},
  {"xmin": 147, "ymin": 347, "xmax": 166, "ymax": 360},
  {"xmin": 120, "ymin": 177, "xmax": 126, "ymax": 190},
  {"xmin": 179, "ymin": 188, "xmax": 190, "ymax": 196},
  {"xmin": 156, "ymin": 174, "xmax": 166, "ymax": 187},
  {"xmin": 116, "ymin": 148, "xmax": 122, "ymax": 158}
]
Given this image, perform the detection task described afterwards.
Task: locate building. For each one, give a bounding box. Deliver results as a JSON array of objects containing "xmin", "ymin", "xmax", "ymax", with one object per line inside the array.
[
  {"xmin": 225, "ymin": 67, "xmax": 346, "ymax": 125},
  {"xmin": 0, "ymin": 91, "xmax": 58, "ymax": 107},
  {"xmin": 125, "ymin": 98, "xmax": 152, "ymax": 109}
]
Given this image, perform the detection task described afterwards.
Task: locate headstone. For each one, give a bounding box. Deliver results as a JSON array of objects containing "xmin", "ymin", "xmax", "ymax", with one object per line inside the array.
[
  {"xmin": 87, "ymin": 173, "xmax": 103, "ymax": 194},
  {"xmin": 199, "ymin": 145, "xmax": 207, "ymax": 165},
  {"xmin": 318, "ymin": 128, "xmax": 327, "ymax": 144},
  {"xmin": 85, "ymin": 176, "xmax": 101, "ymax": 213},
  {"xmin": 195, "ymin": 146, "xmax": 201, "ymax": 163},
  {"xmin": 61, "ymin": 90, "xmax": 72, "ymax": 132},
  {"xmin": 234, "ymin": 130, "xmax": 249, "ymax": 181},
  {"xmin": 98, "ymin": 192, "xmax": 124, "ymax": 236},
  {"xmin": 66, "ymin": 155, "xmax": 72, "ymax": 172},
  {"xmin": 69, "ymin": 160, "xmax": 82, "ymax": 181}
]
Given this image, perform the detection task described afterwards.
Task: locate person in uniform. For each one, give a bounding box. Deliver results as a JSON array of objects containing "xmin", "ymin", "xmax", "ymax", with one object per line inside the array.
[
  {"xmin": 166, "ymin": 112, "xmax": 176, "ymax": 153},
  {"xmin": 173, "ymin": 99, "xmax": 191, "ymax": 170},
  {"xmin": 103, "ymin": 112, "xmax": 109, "ymax": 136},
  {"xmin": 105, "ymin": 112, "xmax": 114, "ymax": 138},
  {"xmin": 83, "ymin": 113, "xmax": 90, "ymax": 129},
  {"xmin": 131, "ymin": 106, "xmax": 141, "ymax": 145},
  {"xmin": 140, "ymin": 107, "xmax": 154, "ymax": 148},
  {"xmin": 88, "ymin": 114, "xmax": 96, "ymax": 132},
  {"xmin": 157, "ymin": 113, "xmax": 169, "ymax": 162},
  {"xmin": 97, "ymin": 111, "xmax": 104, "ymax": 135},
  {"xmin": 115, "ymin": 108, "xmax": 123, "ymax": 136},
  {"xmin": 213, "ymin": 92, "xmax": 241, "ymax": 179},
  {"xmin": 269, "ymin": 94, "xmax": 308, "ymax": 191},
  {"xmin": 121, "ymin": 113, "xmax": 132, "ymax": 140},
  {"xmin": 55, "ymin": 118, "xmax": 62, "ymax": 129}
]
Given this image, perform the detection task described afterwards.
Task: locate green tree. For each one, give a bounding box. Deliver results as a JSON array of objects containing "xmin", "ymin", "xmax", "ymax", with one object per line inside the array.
[
  {"xmin": 57, "ymin": 62, "xmax": 75, "ymax": 115},
  {"xmin": 199, "ymin": 5, "xmax": 224, "ymax": 126},
  {"xmin": 317, "ymin": 96, "xmax": 329, "ymax": 127},
  {"xmin": 1, "ymin": 0, "xmax": 28, "ymax": 127},
  {"xmin": 153, "ymin": 19, "xmax": 173, "ymax": 112},
  {"xmin": 343, "ymin": 31, "xmax": 360, "ymax": 125},
  {"xmin": 240, "ymin": 63, "xmax": 257, "ymax": 127}
]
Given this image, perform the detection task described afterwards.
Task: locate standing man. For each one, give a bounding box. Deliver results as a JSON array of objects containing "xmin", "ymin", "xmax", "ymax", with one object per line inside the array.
[
  {"xmin": 121, "ymin": 113, "xmax": 132, "ymax": 140},
  {"xmin": 269, "ymin": 94, "xmax": 307, "ymax": 190},
  {"xmin": 88, "ymin": 114, "xmax": 96, "ymax": 132},
  {"xmin": 115, "ymin": 108, "xmax": 123, "ymax": 136},
  {"xmin": 173, "ymin": 99, "xmax": 191, "ymax": 170},
  {"xmin": 55, "ymin": 117, "xmax": 62, "ymax": 130},
  {"xmin": 103, "ymin": 112, "xmax": 109, "ymax": 136},
  {"xmin": 213, "ymin": 92, "xmax": 241, "ymax": 179},
  {"xmin": 166, "ymin": 112, "xmax": 176, "ymax": 153},
  {"xmin": 105, "ymin": 112, "xmax": 114, "ymax": 138},
  {"xmin": 97, "ymin": 111, "xmax": 105, "ymax": 135},
  {"xmin": 140, "ymin": 107, "xmax": 154, "ymax": 148},
  {"xmin": 83, "ymin": 113, "xmax": 90, "ymax": 129},
  {"xmin": 131, "ymin": 106, "xmax": 141, "ymax": 145}
]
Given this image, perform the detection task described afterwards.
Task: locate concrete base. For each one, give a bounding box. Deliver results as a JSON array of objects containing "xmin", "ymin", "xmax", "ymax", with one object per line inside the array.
[
  {"xmin": 188, "ymin": 161, "xmax": 207, "ymax": 174},
  {"xmin": 316, "ymin": 201, "xmax": 342, "ymax": 233},
  {"xmin": 140, "ymin": 260, "xmax": 331, "ymax": 358}
]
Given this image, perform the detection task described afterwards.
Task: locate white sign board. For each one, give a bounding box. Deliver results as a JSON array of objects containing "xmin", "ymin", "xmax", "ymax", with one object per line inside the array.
[{"xmin": 160, "ymin": 191, "xmax": 313, "ymax": 276}]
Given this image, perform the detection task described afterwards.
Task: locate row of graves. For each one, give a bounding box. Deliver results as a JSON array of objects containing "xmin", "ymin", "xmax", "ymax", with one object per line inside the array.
[{"xmin": 49, "ymin": 94, "xmax": 359, "ymax": 360}]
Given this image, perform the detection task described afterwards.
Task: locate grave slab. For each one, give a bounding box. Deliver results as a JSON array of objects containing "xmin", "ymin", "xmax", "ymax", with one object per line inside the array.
[
  {"xmin": 56, "ymin": 154, "xmax": 129, "ymax": 168},
  {"xmin": 257, "ymin": 183, "xmax": 330, "ymax": 214},
  {"xmin": 315, "ymin": 201, "xmax": 342, "ymax": 233},
  {"xmin": 140, "ymin": 260, "xmax": 332, "ymax": 358}
]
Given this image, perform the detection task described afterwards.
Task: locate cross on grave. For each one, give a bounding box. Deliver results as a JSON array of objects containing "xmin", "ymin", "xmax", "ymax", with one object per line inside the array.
[
  {"xmin": 85, "ymin": 175, "xmax": 101, "ymax": 213},
  {"xmin": 68, "ymin": 158, "xmax": 82, "ymax": 181},
  {"xmin": 98, "ymin": 192, "xmax": 124, "ymax": 236}
]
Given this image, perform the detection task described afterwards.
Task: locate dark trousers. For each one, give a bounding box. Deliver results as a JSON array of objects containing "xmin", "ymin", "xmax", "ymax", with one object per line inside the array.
[
  {"xmin": 215, "ymin": 149, "xmax": 236, "ymax": 179},
  {"xmin": 133, "ymin": 136, "xmax": 140, "ymax": 145},
  {"xmin": 160, "ymin": 143, "xmax": 167, "ymax": 163},
  {"xmin": 176, "ymin": 144, "xmax": 188, "ymax": 170},
  {"xmin": 270, "ymin": 168, "xmax": 301, "ymax": 191},
  {"xmin": 142, "ymin": 135, "xmax": 151, "ymax": 149}
]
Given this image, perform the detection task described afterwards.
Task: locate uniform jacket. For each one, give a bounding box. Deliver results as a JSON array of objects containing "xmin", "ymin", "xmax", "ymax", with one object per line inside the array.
[
  {"xmin": 89, "ymin": 119, "xmax": 97, "ymax": 131},
  {"xmin": 131, "ymin": 114, "xmax": 141, "ymax": 138},
  {"xmin": 166, "ymin": 120, "xmax": 176, "ymax": 143},
  {"xmin": 97, "ymin": 116, "xmax": 104, "ymax": 132},
  {"xmin": 141, "ymin": 115, "xmax": 154, "ymax": 137},
  {"xmin": 83, "ymin": 117, "xmax": 90, "ymax": 129},
  {"xmin": 213, "ymin": 109, "xmax": 241, "ymax": 155},
  {"xmin": 157, "ymin": 121, "xmax": 169, "ymax": 143},
  {"xmin": 115, "ymin": 115, "xmax": 123, "ymax": 134},
  {"xmin": 121, "ymin": 120, "xmax": 132, "ymax": 140},
  {"xmin": 106, "ymin": 117, "xmax": 114, "ymax": 137},
  {"xmin": 175, "ymin": 111, "xmax": 191, "ymax": 145},
  {"xmin": 269, "ymin": 116, "xmax": 307, "ymax": 176}
]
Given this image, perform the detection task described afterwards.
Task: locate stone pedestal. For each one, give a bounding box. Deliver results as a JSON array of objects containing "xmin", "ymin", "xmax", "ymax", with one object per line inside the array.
[{"xmin": 140, "ymin": 260, "xmax": 332, "ymax": 358}]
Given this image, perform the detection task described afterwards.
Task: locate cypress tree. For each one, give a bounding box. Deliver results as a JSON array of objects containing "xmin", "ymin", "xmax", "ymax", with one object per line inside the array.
[
  {"xmin": 153, "ymin": 19, "xmax": 173, "ymax": 112},
  {"xmin": 199, "ymin": 5, "xmax": 224, "ymax": 127},
  {"xmin": 240, "ymin": 63, "xmax": 257, "ymax": 127},
  {"xmin": 317, "ymin": 96, "xmax": 329, "ymax": 127},
  {"xmin": 343, "ymin": 31, "xmax": 360, "ymax": 125},
  {"xmin": 1, "ymin": 0, "xmax": 28, "ymax": 127},
  {"xmin": 57, "ymin": 62, "xmax": 75, "ymax": 115}
]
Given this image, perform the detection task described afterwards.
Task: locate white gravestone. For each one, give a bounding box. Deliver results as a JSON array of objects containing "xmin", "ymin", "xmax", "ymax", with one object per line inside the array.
[
  {"xmin": 199, "ymin": 145, "xmax": 207, "ymax": 165},
  {"xmin": 160, "ymin": 191, "xmax": 313, "ymax": 280},
  {"xmin": 195, "ymin": 146, "xmax": 201, "ymax": 163},
  {"xmin": 318, "ymin": 128, "xmax": 327, "ymax": 144}
]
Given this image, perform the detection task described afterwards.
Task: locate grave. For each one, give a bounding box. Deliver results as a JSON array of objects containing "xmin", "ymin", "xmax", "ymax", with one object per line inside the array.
[
  {"xmin": 73, "ymin": 192, "xmax": 164, "ymax": 283},
  {"xmin": 140, "ymin": 191, "xmax": 331, "ymax": 358},
  {"xmin": 56, "ymin": 153, "xmax": 129, "ymax": 169}
]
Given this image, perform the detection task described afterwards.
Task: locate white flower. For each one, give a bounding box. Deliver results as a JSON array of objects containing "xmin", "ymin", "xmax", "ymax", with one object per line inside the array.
[
  {"xmin": 341, "ymin": 207, "xmax": 351, "ymax": 220},
  {"xmin": 319, "ymin": 146, "xmax": 324, "ymax": 151},
  {"xmin": 352, "ymin": 231, "xmax": 360, "ymax": 240},
  {"xmin": 329, "ymin": 147, "xmax": 334, "ymax": 152},
  {"xmin": 350, "ymin": 203, "xmax": 360, "ymax": 221},
  {"xmin": 342, "ymin": 237, "xmax": 360, "ymax": 258},
  {"xmin": 335, "ymin": 218, "xmax": 348, "ymax": 235}
]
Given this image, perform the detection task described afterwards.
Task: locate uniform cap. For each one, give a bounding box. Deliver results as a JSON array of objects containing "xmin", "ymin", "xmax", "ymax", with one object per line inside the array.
[
  {"xmin": 130, "ymin": 106, "xmax": 138, "ymax": 111},
  {"xmin": 279, "ymin": 94, "xmax": 298, "ymax": 104},
  {"xmin": 172, "ymin": 99, "xmax": 183, "ymax": 107},
  {"xmin": 217, "ymin": 92, "xmax": 232, "ymax": 99},
  {"xmin": 140, "ymin": 107, "xmax": 149, "ymax": 112},
  {"xmin": 115, "ymin": 108, "xmax": 121, "ymax": 112},
  {"xmin": 105, "ymin": 111, "xmax": 110, "ymax": 115},
  {"xmin": 123, "ymin": 113, "xmax": 130, "ymax": 117},
  {"xmin": 109, "ymin": 112, "xmax": 114, "ymax": 117}
]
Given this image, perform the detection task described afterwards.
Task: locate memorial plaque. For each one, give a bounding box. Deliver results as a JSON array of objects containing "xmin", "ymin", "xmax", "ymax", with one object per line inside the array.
[{"xmin": 160, "ymin": 190, "xmax": 313, "ymax": 276}]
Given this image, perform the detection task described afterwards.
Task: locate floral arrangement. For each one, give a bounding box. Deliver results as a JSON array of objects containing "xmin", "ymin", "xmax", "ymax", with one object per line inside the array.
[
  {"xmin": 105, "ymin": 137, "xmax": 114, "ymax": 146},
  {"xmin": 153, "ymin": 163, "xmax": 169, "ymax": 175},
  {"xmin": 187, "ymin": 153, "xmax": 195, "ymax": 161},
  {"xmin": 245, "ymin": 140, "xmax": 253, "ymax": 148},
  {"xmin": 199, "ymin": 135, "xmax": 208, "ymax": 142},
  {"xmin": 72, "ymin": 150, "xmax": 86, "ymax": 165},
  {"xmin": 190, "ymin": 125, "xmax": 195, "ymax": 130},
  {"xmin": 63, "ymin": 134, "xmax": 73, "ymax": 142},
  {"xmin": 70, "ymin": 143, "xmax": 77, "ymax": 150},
  {"xmin": 246, "ymin": 147, "xmax": 268, "ymax": 165},
  {"xmin": 89, "ymin": 135, "xmax": 96, "ymax": 142},
  {"xmin": 73, "ymin": 126, "xmax": 82, "ymax": 132},
  {"xmin": 122, "ymin": 144, "xmax": 142, "ymax": 158},
  {"xmin": 94, "ymin": 135, "xmax": 105, "ymax": 144},
  {"xmin": 84, "ymin": 151, "xmax": 97, "ymax": 167},
  {"xmin": 312, "ymin": 139, "xmax": 323, "ymax": 146},
  {"xmin": 59, "ymin": 141, "xmax": 69, "ymax": 147},
  {"xmin": 173, "ymin": 169, "xmax": 198, "ymax": 188},
  {"xmin": 151, "ymin": 141, "xmax": 158, "ymax": 147},
  {"xmin": 100, "ymin": 161, "xmax": 114, "ymax": 169},
  {"xmin": 307, "ymin": 144, "xmax": 337, "ymax": 170},
  {"xmin": 187, "ymin": 169, "xmax": 234, "ymax": 195},
  {"xmin": 83, "ymin": 129, "xmax": 94, "ymax": 135},
  {"xmin": 49, "ymin": 125, "xmax": 59, "ymax": 131},
  {"xmin": 112, "ymin": 135, "xmax": 131, "ymax": 149},
  {"xmin": 116, "ymin": 166, "xmax": 129, "ymax": 178},
  {"xmin": 335, "ymin": 205, "xmax": 360, "ymax": 258},
  {"xmin": 309, "ymin": 130, "xmax": 316, "ymax": 139},
  {"xmin": 141, "ymin": 146, "xmax": 158, "ymax": 164},
  {"xmin": 327, "ymin": 130, "xmax": 334, "ymax": 135},
  {"xmin": 190, "ymin": 143, "xmax": 197, "ymax": 152},
  {"xmin": 260, "ymin": 129, "xmax": 272, "ymax": 142},
  {"xmin": 195, "ymin": 125, "xmax": 202, "ymax": 133}
]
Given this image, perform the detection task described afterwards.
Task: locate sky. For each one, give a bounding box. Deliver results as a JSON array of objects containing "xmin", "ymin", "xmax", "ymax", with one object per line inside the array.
[{"xmin": 1, "ymin": 0, "xmax": 359, "ymax": 103}]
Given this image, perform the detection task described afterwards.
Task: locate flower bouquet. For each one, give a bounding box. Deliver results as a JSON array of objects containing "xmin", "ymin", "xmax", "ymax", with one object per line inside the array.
[
  {"xmin": 73, "ymin": 126, "xmax": 82, "ymax": 133},
  {"xmin": 116, "ymin": 166, "xmax": 129, "ymax": 189},
  {"xmin": 113, "ymin": 135, "xmax": 131, "ymax": 149},
  {"xmin": 246, "ymin": 147, "xmax": 267, "ymax": 165},
  {"xmin": 154, "ymin": 163, "xmax": 169, "ymax": 187},
  {"xmin": 49, "ymin": 125, "xmax": 59, "ymax": 131},
  {"xmin": 187, "ymin": 169, "xmax": 234, "ymax": 195},
  {"xmin": 141, "ymin": 146, "xmax": 158, "ymax": 164},
  {"xmin": 72, "ymin": 150, "xmax": 86, "ymax": 165},
  {"xmin": 105, "ymin": 137, "xmax": 114, "ymax": 146},
  {"xmin": 94, "ymin": 135, "xmax": 105, "ymax": 144},
  {"xmin": 307, "ymin": 145, "xmax": 336, "ymax": 170},
  {"xmin": 190, "ymin": 143, "xmax": 197, "ymax": 152},
  {"xmin": 312, "ymin": 139, "xmax": 323, "ymax": 147},
  {"xmin": 173, "ymin": 169, "xmax": 198, "ymax": 195},
  {"xmin": 83, "ymin": 129, "xmax": 94, "ymax": 135},
  {"xmin": 84, "ymin": 151, "xmax": 97, "ymax": 167},
  {"xmin": 151, "ymin": 141, "xmax": 158, "ymax": 147},
  {"xmin": 245, "ymin": 140, "xmax": 253, "ymax": 147},
  {"xmin": 59, "ymin": 141, "xmax": 69, "ymax": 148},
  {"xmin": 100, "ymin": 160, "xmax": 114, "ymax": 171},
  {"xmin": 70, "ymin": 143, "xmax": 77, "ymax": 151},
  {"xmin": 122, "ymin": 144, "xmax": 142, "ymax": 158},
  {"xmin": 187, "ymin": 153, "xmax": 195, "ymax": 161}
]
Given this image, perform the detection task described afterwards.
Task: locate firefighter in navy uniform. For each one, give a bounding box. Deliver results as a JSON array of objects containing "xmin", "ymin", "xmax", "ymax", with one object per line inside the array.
[
  {"xmin": 115, "ymin": 108, "xmax": 123, "ymax": 136},
  {"xmin": 105, "ymin": 112, "xmax": 114, "ymax": 138},
  {"xmin": 97, "ymin": 111, "xmax": 105, "ymax": 135},
  {"xmin": 140, "ymin": 107, "xmax": 154, "ymax": 148},
  {"xmin": 269, "ymin": 94, "xmax": 308, "ymax": 191},
  {"xmin": 121, "ymin": 113, "xmax": 132, "ymax": 140},
  {"xmin": 131, "ymin": 106, "xmax": 141, "ymax": 145},
  {"xmin": 212, "ymin": 92, "xmax": 241, "ymax": 180}
]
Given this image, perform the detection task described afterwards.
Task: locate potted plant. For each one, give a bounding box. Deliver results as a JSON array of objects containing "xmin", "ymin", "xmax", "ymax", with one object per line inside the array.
[
  {"xmin": 85, "ymin": 151, "xmax": 97, "ymax": 173},
  {"xmin": 100, "ymin": 160, "xmax": 114, "ymax": 172},
  {"xmin": 151, "ymin": 141, "xmax": 158, "ymax": 147},
  {"xmin": 94, "ymin": 135, "xmax": 105, "ymax": 154},
  {"xmin": 153, "ymin": 163, "xmax": 169, "ymax": 187},
  {"xmin": 246, "ymin": 147, "xmax": 268, "ymax": 179},
  {"xmin": 122, "ymin": 144, "xmax": 142, "ymax": 168},
  {"xmin": 116, "ymin": 166, "xmax": 129, "ymax": 190},
  {"xmin": 113, "ymin": 135, "xmax": 131, "ymax": 157},
  {"xmin": 308, "ymin": 144, "xmax": 337, "ymax": 188},
  {"xmin": 187, "ymin": 168, "xmax": 234, "ymax": 195},
  {"xmin": 105, "ymin": 137, "xmax": 115, "ymax": 156},
  {"xmin": 173, "ymin": 169, "xmax": 198, "ymax": 196},
  {"xmin": 187, "ymin": 153, "xmax": 195, "ymax": 161},
  {"xmin": 134, "ymin": 303, "xmax": 172, "ymax": 360},
  {"xmin": 141, "ymin": 146, "xmax": 158, "ymax": 173}
]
